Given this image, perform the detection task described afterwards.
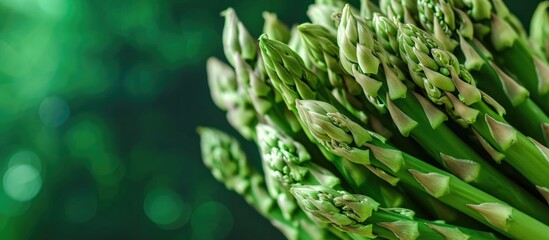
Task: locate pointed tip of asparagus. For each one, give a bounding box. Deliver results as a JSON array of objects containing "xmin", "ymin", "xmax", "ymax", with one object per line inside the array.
[
  {"xmin": 467, "ymin": 203, "xmax": 513, "ymax": 232},
  {"xmin": 472, "ymin": 129, "xmax": 506, "ymax": 164},
  {"xmin": 378, "ymin": 221, "xmax": 420, "ymax": 240},
  {"xmin": 411, "ymin": 91, "xmax": 448, "ymax": 129},
  {"xmin": 491, "ymin": 13, "xmax": 518, "ymax": 51},
  {"xmin": 365, "ymin": 143, "xmax": 404, "ymax": 173},
  {"xmin": 533, "ymin": 57, "xmax": 549, "ymax": 95},
  {"xmin": 440, "ymin": 153, "xmax": 481, "ymax": 183},
  {"xmin": 386, "ymin": 96, "xmax": 418, "ymax": 137},
  {"xmin": 409, "ymin": 169, "xmax": 450, "ymax": 198},
  {"xmin": 485, "ymin": 114, "xmax": 517, "ymax": 151},
  {"xmin": 426, "ymin": 223, "xmax": 471, "ymax": 240}
]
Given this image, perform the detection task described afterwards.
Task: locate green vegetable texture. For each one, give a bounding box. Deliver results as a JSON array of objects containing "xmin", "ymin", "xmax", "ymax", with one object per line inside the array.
[{"xmin": 201, "ymin": 1, "xmax": 549, "ymax": 239}]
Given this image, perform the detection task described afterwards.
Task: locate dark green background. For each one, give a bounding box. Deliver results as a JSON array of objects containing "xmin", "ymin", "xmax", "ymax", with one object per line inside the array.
[{"xmin": 0, "ymin": 0, "xmax": 541, "ymax": 239}]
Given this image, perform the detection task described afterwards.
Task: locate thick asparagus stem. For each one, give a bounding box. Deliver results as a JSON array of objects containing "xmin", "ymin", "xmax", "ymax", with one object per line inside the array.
[
  {"xmin": 259, "ymin": 33, "xmax": 419, "ymax": 210},
  {"xmin": 291, "ymin": 185, "xmax": 501, "ymax": 240},
  {"xmin": 453, "ymin": 0, "xmax": 549, "ymax": 114},
  {"xmin": 411, "ymin": 0, "xmax": 549, "ymax": 145},
  {"xmin": 295, "ymin": 99, "xmax": 549, "ymax": 239},
  {"xmin": 335, "ymin": 5, "xmax": 548, "ymax": 221},
  {"xmin": 396, "ymin": 22, "xmax": 549, "ymax": 207},
  {"xmin": 198, "ymin": 127, "xmax": 331, "ymax": 240},
  {"xmin": 256, "ymin": 124, "xmax": 499, "ymax": 239}
]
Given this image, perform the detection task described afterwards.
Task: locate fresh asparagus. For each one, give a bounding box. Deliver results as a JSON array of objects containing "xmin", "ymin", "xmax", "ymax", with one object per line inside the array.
[
  {"xmin": 257, "ymin": 124, "xmax": 499, "ymax": 239},
  {"xmin": 334, "ymin": 5, "xmax": 548, "ymax": 220},
  {"xmin": 202, "ymin": 2, "xmax": 549, "ymax": 239},
  {"xmin": 530, "ymin": 1, "xmax": 549, "ymax": 61},
  {"xmin": 260, "ymin": 33, "xmax": 419, "ymax": 210},
  {"xmin": 396, "ymin": 22, "xmax": 549, "ymax": 206},
  {"xmin": 206, "ymin": 57, "xmax": 258, "ymax": 139},
  {"xmin": 198, "ymin": 127, "xmax": 332, "ymax": 240},
  {"xmin": 291, "ymin": 185, "xmax": 501, "ymax": 240},
  {"xmin": 379, "ymin": 0, "xmax": 419, "ymax": 25},
  {"xmin": 453, "ymin": 0, "xmax": 549, "ymax": 114},
  {"xmin": 295, "ymin": 99, "xmax": 549, "ymax": 239},
  {"xmin": 411, "ymin": 0, "xmax": 549, "ymax": 146}
]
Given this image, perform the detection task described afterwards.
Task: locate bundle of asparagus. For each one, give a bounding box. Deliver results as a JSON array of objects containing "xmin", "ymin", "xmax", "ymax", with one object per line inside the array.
[{"xmin": 200, "ymin": 1, "xmax": 549, "ymax": 239}]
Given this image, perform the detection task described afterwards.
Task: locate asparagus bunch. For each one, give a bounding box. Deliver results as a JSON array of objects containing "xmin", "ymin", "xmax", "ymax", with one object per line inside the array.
[
  {"xmin": 380, "ymin": 0, "xmax": 549, "ymax": 145},
  {"xmin": 201, "ymin": 1, "xmax": 549, "ymax": 239},
  {"xmin": 334, "ymin": 5, "xmax": 548, "ymax": 221},
  {"xmin": 451, "ymin": 0, "xmax": 549, "ymax": 114},
  {"xmin": 199, "ymin": 127, "xmax": 329, "ymax": 240},
  {"xmin": 396, "ymin": 22, "xmax": 549, "ymax": 206},
  {"xmin": 296, "ymin": 99, "xmax": 549, "ymax": 239},
  {"xmin": 258, "ymin": 123, "xmax": 499, "ymax": 239}
]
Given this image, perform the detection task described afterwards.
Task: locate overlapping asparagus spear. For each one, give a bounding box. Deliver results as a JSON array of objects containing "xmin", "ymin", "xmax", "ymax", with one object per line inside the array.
[
  {"xmin": 224, "ymin": 8, "xmax": 419, "ymax": 211},
  {"xmin": 258, "ymin": 124, "xmax": 499, "ymax": 239},
  {"xmin": 451, "ymin": 0, "xmax": 549, "ymax": 114},
  {"xmin": 202, "ymin": 2, "xmax": 549, "ymax": 239},
  {"xmin": 334, "ymin": 4, "xmax": 549, "ymax": 220},
  {"xmin": 295, "ymin": 99, "xmax": 549, "ymax": 239},
  {"xmin": 199, "ymin": 127, "xmax": 333, "ymax": 240},
  {"xmin": 399, "ymin": 0, "xmax": 549, "ymax": 145},
  {"xmin": 396, "ymin": 22, "xmax": 549, "ymax": 206}
]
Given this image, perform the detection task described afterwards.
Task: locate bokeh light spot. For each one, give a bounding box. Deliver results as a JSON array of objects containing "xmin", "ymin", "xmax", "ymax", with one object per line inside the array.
[
  {"xmin": 39, "ymin": 96, "xmax": 70, "ymax": 128},
  {"xmin": 36, "ymin": 0, "xmax": 68, "ymax": 17},
  {"xmin": 191, "ymin": 201, "xmax": 233, "ymax": 239},
  {"xmin": 144, "ymin": 188, "xmax": 190, "ymax": 229},
  {"xmin": 2, "ymin": 164, "xmax": 42, "ymax": 202},
  {"xmin": 8, "ymin": 150, "xmax": 42, "ymax": 173}
]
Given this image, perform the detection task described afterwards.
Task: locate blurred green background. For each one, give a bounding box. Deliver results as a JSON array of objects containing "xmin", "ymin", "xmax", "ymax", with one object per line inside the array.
[{"xmin": 0, "ymin": 0, "xmax": 541, "ymax": 239}]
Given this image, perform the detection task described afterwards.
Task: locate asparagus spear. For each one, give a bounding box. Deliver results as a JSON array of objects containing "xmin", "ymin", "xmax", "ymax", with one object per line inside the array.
[
  {"xmin": 396, "ymin": 22, "xmax": 549, "ymax": 207},
  {"xmin": 359, "ymin": 0, "xmax": 382, "ymax": 20},
  {"xmin": 453, "ymin": 0, "xmax": 549, "ymax": 114},
  {"xmin": 198, "ymin": 127, "xmax": 331, "ymax": 240},
  {"xmin": 291, "ymin": 185, "xmax": 501, "ymax": 240},
  {"xmin": 258, "ymin": 124, "xmax": 370, "ymax": 240},
  {"xmin": 263, "ymin": 12, "xmax": 290, "ymax": 44},
  {"xmin": 206, "ymin": 57, "xmax": 258, "ymax": 140},
  {"xmin": 530, "ymin": 1, "xmax": 549, "ymax": 61},
  {"xmin": 221, "ymin": 9, "xmax": 410, "ymax": 212},
  {"xmin": 295, "ymin": 99, "xmax": 549, "ymax": 239},
  {"xmin": 412, "ymin": 0, "xmax": 549, "ymax": 145},
  {"xmin": 298, "ymin": 21, "xmax": 432, "ymax": 161},
  {"xmin": 258, "ymin": 124, "xmax": 498, "ymax": 239},
  {"xmin": 335, "ymin": 5, "xmax": 548, "ymax": 220},
  {"xmin": 379, "ymin": 0, "xmax": 419, "ymax": 25},
  {"xmin": 259, "ymin": 33, "xmax": 418, "ymax": 210}
]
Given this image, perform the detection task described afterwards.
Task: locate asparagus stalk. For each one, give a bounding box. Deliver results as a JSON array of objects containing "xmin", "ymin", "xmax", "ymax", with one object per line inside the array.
[
  {"xmin": 295, "ymin": 99, "xmax": 549, "ymax": 239},
  {"xmin": 258, "ymin": 124, "xmax": 370, "ymax": 240},
  {"xmin": 453, "ymin": 0, "xmax": 549, "ymax": 114},
  {"xmin": 297, "ymin": 21, "xmax": 432, "ymax": 164},
  {"xmin": 413, "ymin": 0, "xmax": 549, "ymax": 145},
  {"xmin": 206, "ymin": 58, "xmax": 258, "ymax": 139},
  {"xmin": 291, "ymin": 185, "xmax": 501, "ymax": 240},
  {"xmin": 530, "ymin": 1, "xmax": 549, "ymax": 61},
  {"xmin": 379, "ymin": 0, "xmax": 419, "ymax": 25},
  {"xmin": 359, "ymin": 0, "xmax": 382, "ymax": 20},
  {"xmin": 263, "ymin": 12, "xmax": 290, "ymax": 44},
  {"xmin": 335, "ymin": 5, "xmax": 548, "ymax": 221},
  {"xmin": 198, "ymin": 127, "xmax": 331, "ymax": 240},
  {"xmin": 259, "ymin": 33, "xmax": 418, "ymax": 210},
  {"xmin": 222, "ymin": 9, "xmax": 409, "ymax": 213},
  {"xmin": 222, "ymin": 8, "xmax": 303, "ymax": 137},
  {"xmin": 396, "ymin": 22, "xmax": 549, "ymax": 207},
  {"xmin": 258, "ymin": 124, "xmax": 498, "ymax": 239}
]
